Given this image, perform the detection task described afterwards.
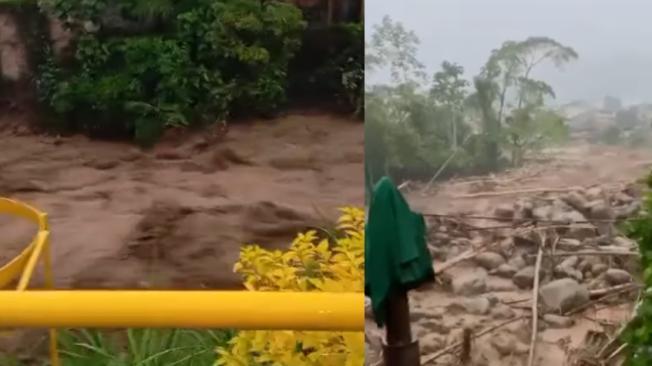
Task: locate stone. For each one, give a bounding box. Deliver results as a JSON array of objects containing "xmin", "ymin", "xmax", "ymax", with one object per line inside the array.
[
  {"xmin": 614, "ymin": 202, "xmax": 641, "ymax": 219},
  {"xmin": 614, "ymin": 192, "xmax": 634, "ymax": 205},
  {"xmin": 604, "ymin": 269, "xmax": 632, "ymax": 285},
  {"xmin": 491, "ymin": 303, "xmax": 516, "ymax": 319},
  {"xmin": 508, "ymin": 255, "xmax": 528, "ymax": 270},
  {"xmin": 589, "ymin": 200, "xmax": 614, "ymax": 219},
  {"xmin": 513, "ymin": 266, "xmax": 536, "ymax": 289},
  {"xmin": 555, "ymin": 256, "xmax": 583, "ymax": 281},
  {"xmin": 513, "ymin": 199, "xmax": 534, "ymax": 222},
  {"xmin": 494, "ymin": 204, "xmax": 514, "ymax": 220},
  {"xmin": 554, "ymin": 209, "xmax": 587, "ymax": 224},
  {"xmin": 591, "ymin": 263, "xmax": 609, "ymax": 276},
  {"xmin": 566, "ymin": 224, "xmax": 598, "ymax": 240},
  {"xmin": 612, "ymin": 236, "xmax": 636, "ymax": 249},
  {"xmin": 562, "ymin": 191, "xmax": 590, "ymax": 213},
  {"xmin": 490, "ymin": 332, "xmax": 530, "ymax": 356},
  {"xmin": 419, "ymin": 333, "xmax": 446, "ymax": 354},
  {"xmin": 493, "ymin": 263, "xmax": 518, "ymax": 278},
  {"xmin": 533, "ymin": 205, "xmax": 553, "ymax": 220},
  {"xmin": 539, "ymin": 278, "xmax": 590, "ymax": 313},
  {"xmin": 433, "ymin": 232, "xmax": 450, "ymax": 243},
  {"xmin": 583, "ymin": 235, "xmax": 612, "ymax": 247},
  {"xmin": 558, "ymin": 256, "xmax": 579, "ymax": 269},
  {"xmin": 584, "ymin": 187, "xmax": 605, "ymax": 201},
  {"xmin": 588, "ymin": 200, "xmax": 615, "ymax": 235},
  {"xmin": 543, "ymin": 314, "xmax": 575, "ymax": 328},
  {"xmin": 557, "ymin": 238, "xmax": 582, "ymax": 251},
  {"xmin": 498, "ymin": 239, "xmax": 515, "ymax": 258},
  {"xmin": 452, "ymin": 269, "xmax": 487, "ymax": 295},
  {"xmin": 475, "ymin": 252, "xmax": 506, "ymax": 270},
  {"xmin": 460, "ymin": 297, "xmax": 492, "ymax": 315}
]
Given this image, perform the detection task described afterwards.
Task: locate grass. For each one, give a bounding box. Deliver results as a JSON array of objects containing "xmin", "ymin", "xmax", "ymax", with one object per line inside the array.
[
  {"xmin": 58, "ymin": 328, "xmax": 235, "ymax": 366},
  {"xmin": 0, "ymin": 328, "xmax": 235, "ymax": 366}
]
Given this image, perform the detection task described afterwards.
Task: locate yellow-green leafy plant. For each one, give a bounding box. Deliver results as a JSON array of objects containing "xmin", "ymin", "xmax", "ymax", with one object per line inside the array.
[{"xmin": 216, "ymin": 207, "xmax": 364, "ymax": 366}]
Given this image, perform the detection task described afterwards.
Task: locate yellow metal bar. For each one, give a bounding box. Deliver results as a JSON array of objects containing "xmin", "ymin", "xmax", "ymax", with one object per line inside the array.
[
  {"xmin": 0, "ymin": 198, "xmax": 46, "ymax": 229},
  {"xmin": 0, "ymin": 291, "xmax": 364, "ymax": 331},
  {"xmin": 0, "ymin": 243, "xmax": 35, "ymax": 288},
  {"xmin": 17, "ymin": 231, "xmax": 49, "ymax": 291}
]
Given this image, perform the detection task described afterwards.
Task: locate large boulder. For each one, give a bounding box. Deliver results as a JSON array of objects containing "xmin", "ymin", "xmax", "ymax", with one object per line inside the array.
[
  {"xmin": 452, "ymin": 269, "xmax": 487, "ymax": 295},
  {"xmin": 539, "ymin": 278, "xmax": 589, "ymax": 313}
]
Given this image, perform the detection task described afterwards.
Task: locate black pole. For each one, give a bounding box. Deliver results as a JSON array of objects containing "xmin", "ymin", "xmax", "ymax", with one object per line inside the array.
[{"xmin": 383, "ymin": 288, "xmax": 420, "ymax": 366}]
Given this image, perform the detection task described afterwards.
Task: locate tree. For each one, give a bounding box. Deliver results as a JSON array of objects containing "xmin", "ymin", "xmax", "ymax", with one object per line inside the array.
[
  {"xmin": 482, "ymin": 37, "xmax": 578, "ymax": 124},
  {"xmin": 470, "ymin": 76, "xmax": 501, "ymax": 171},
  {"xmin": 430, "ymin": 61, "xmax": 469, "ymax": 149},
  {"xmin": 367, "ymin": 15, "xmax": 426, "ymax": 85}
]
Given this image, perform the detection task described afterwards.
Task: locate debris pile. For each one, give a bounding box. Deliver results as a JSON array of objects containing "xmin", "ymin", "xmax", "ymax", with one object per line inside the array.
[{"xmin": 365, "ymin": 184, "xmax": 644, "ymax": 366}]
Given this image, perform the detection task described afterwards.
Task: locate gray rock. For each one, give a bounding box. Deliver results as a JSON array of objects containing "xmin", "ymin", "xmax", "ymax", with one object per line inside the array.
[
  {"xmin": 585, "ymin": 187, "xmax": 605, "ymax": 201},
  {"xmin": 562, "ymin": 191, "xmax": 590, "ymax": 213},
  {"xmin": 555, "ymin": 256, "xmax": 583, "ymax": 281},
  {"xmin": 614, "ymin": 202, "xmax": 641, "ymax": 219},
  {"xmin": 583, "ymin": 235, "xmax": 612, "ymax": 247},
  {"xmin": 452, "ymin": 269, "xmax": 488, "ymax": 295},
  {"xmin": 508, "ymin": 255, "xmax": 528, "ymax": 270},
  {"xmin": 475, "ymin": 252, "xmax": 506, "ymax": 270},
  {"xmin": 460, "ymin": 297, "xmax": 492, "ymax": 315},
  {"xmin": 433, "ymin": 232, "xmax": 450, "ymax": 242},
  {"xmin": 533, "ymin": 205, "xmax": 553, "ymax": 220},
  {"xmin": 591, "ymin": 263, "xmax": 609, "ymax": 276},
  {"xmin": 491, "ymin": 303, "xmax": 516, "ymax": 319},
  {"xmin": 557, "ymin": 238, "xmax": 582, "ymax": 251},
  {"xmin": 559, "ymin": 256, "xmax": 579, "ymax": 269},
  {"xmin": 490, "ymin": 332, "xmax": 529, "ymax": 356},
  {"xmin": 543, "ymin": 314, "xmax": 575, "ymax": 328},
  {"xmin": 419, "ymin": 333, "xmax": 446, "ymax": 354},
  {"xmin": 566, "ymin": 224, "xmax": 598, "ymax": 240},
  {"xmin": 588, "ymin": 200, "xmax": 615, "ymax": 235},
  {"xmin": 555, "ymin": 209, "xmax": 588, "ymax": 224},
  {"xmin": 539, "ymin": 278, "xmax": 590, "ymax": 313},
  {"xmin": 494, "ymin": 263, "xmax": 518, "ymax": 278},
  {"xmin": 604, "ymin": 269, "xmax": 632, "ymax": 285},
  {"xmin": 513, "ymin": 199, "xmax": 534, "ymax": 222},
  {"xmin": 513, "ymin": 266, "xmax": 536, "ymax": 289},
  {"xmin": 612, "ymin": 236, "xmax": 636, "ymax": 249},
  {"xmin": 614, "ymin": 192, "xmax": 634, "ymax": 205},
  {"xmin": 498, "ymin": 239, "xmax": 515, "ymax": 258},
  {"xmin": 494, "ymin": 204, "xmax": 514, "ymax": 220}
]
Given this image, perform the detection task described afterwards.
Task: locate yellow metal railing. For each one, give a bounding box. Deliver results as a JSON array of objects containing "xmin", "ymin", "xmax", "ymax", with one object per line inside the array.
[
  {"xmin": 0, "ymin": 198, "xmax": 363, "ymax": 365},
  {"xmin": 0, "ymin": 198, "xmax": 59, "ymax": 366}
]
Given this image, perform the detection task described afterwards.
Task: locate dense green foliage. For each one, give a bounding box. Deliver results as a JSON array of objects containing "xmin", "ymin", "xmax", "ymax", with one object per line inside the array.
[
  {"xmin": 37, "ymin": 0, "xmax": 305, "ymax": 145},
  {"xmin": 623, "ymin": 173, "xmax": 652, "ymax": 365},
  {"xmin": 33, "ymin": 0, "xmax": 362, "ymax": 145},
  {"xmin": 365, "ymin": 16, "xmax": 574, "ymax": 184}
]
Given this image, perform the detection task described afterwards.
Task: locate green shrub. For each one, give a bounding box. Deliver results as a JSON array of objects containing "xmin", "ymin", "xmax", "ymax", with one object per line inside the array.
[
  {"xmin": 623, "ymin": 173, "xmax": 652, "ymax": 365},
  {"xmin": 38, "ymin": 0, "xmax": 306, "ymax": 145}
]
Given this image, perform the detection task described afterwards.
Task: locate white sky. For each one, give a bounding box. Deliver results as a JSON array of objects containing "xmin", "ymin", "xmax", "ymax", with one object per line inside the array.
[{"xmin": 365, "ymin": 0, "xmax": 652, "ymax": 105}]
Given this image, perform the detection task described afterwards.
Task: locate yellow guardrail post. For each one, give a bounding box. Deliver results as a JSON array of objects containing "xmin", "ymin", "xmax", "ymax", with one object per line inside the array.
[{"xmin": 0, "ymin": 199, "xmax": 59, "ymax": 366}]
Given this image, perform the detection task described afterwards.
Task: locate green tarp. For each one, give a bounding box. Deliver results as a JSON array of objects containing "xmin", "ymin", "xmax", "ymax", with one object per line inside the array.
[{"xmin": 365, "ymin": 177, "xmax": 435, "ymax": 327}]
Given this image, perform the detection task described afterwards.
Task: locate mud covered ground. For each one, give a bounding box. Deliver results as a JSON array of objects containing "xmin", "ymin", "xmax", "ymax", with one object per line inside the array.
[
  {"xmin": 366, "ymin": 144, "xmax": 652, "ymax": 366},
  {"xmin": 0, "ymin": 112, "xmax": 364, "ymax": 290}
]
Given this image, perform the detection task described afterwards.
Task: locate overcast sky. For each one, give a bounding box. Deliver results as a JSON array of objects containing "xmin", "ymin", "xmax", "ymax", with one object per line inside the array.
[{"xmin": 365, "ymin": 0, "xmax": 652, "ymax": 105}]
